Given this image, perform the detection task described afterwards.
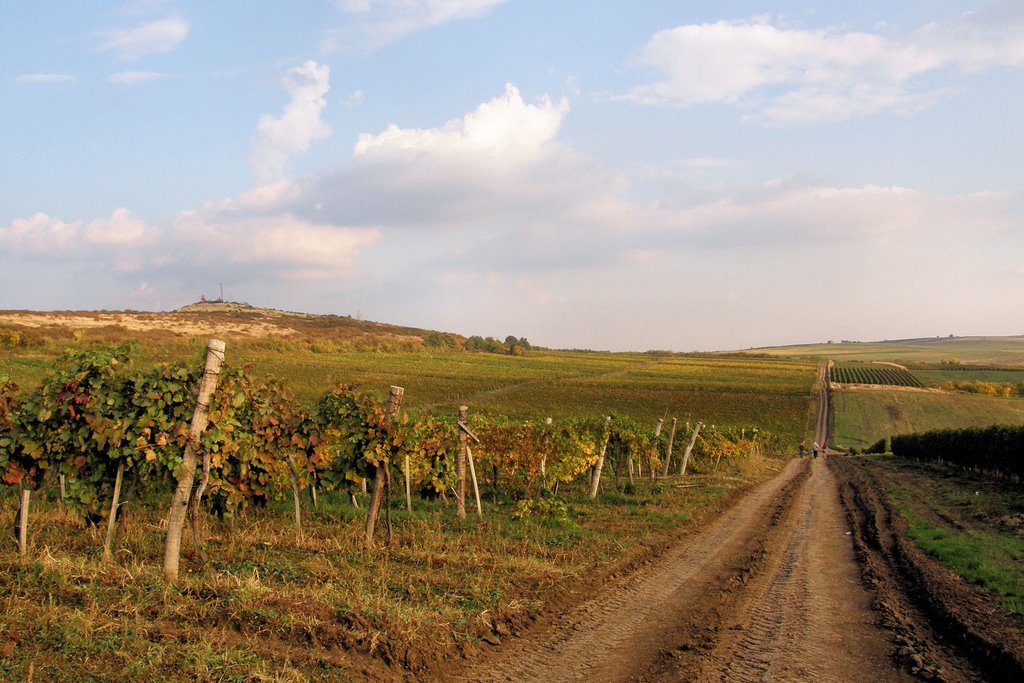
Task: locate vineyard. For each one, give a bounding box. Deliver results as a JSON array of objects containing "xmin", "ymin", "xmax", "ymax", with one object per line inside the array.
[
  {"xmin": 0, "ymin": 338, "xmax": 802, "ymax": 681},
  {"xmin": 891, "ymin": 424, "xmax": 1024, "ymax": 482},
  {"xmin": 830, "ymin": 362, "xmax": 923, "ymax": 388}
]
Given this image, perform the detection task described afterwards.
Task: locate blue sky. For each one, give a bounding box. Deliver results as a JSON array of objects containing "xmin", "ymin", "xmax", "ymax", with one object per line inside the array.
[{"xmin": 3, "ymin": 1, "xmax": 1023, "ymax": 351}]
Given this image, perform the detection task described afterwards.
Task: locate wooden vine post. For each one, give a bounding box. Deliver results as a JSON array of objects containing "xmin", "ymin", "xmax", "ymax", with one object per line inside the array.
[
  {"xmin": 456, "ymin": 406, "xmax": 468, "ymax": 520},
  {"xmin": 466, "ymin": 445, "xmax": 483, "ymax": 517},
  {"xmin": 103, "ymin": 460, "xmax": 125, "ymax": 560},
  {"xmin": 589, "ymin": 416, "xmax": 612, "ymax": 500},
  {"xmin": 651, "ymin": 418, "xmax": 664, "ymax": 480},
  {"xmin": 661, "ymin": 418, "xmax": 678, "ymax": 477},
  {"xmin": 540, "ymin": 417, "xmax": 552, "ymax": 490},
  {"xmin": 364, "ymin": 385, "xmax": 404, "ymax": 547},
  {"xmin": 17, "ymin": 489, "xmax": 30, "ymax": 556},
  {"xmin": 680, "ymin": 422, "xmax": 702, "ymax": 476},
  {"xmin": 163, "ymin": 339, "xmax": 225, "ymax": 582}
]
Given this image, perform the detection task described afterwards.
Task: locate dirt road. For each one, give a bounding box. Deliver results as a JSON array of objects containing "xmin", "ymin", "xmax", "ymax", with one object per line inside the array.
[{"xmin": 449, "ymin": 364, "xmax": 1000, "ymax": 682}]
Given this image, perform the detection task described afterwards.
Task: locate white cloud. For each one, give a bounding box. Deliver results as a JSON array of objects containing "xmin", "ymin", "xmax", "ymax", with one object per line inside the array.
[
  {"xmin": 83, "ymin": 208, "xmax": 158, "ymax": 246},
  {"xmin": 97, "ymin": 17, "xmax": 189, "ymax": 60},
  {"xmin": 354, "ymin": 83, "xmax": 567, "ymax": 160},
  {"xmin": 108, "ymin": 71, "xmax": 166, "ymax": 85},
  {"xmin": 172, "ymin": 210, "xmax": 378, "ymax": 280},
  {"xmin": 249, "ymin": 61, "xmax": 332, "ymax": 181},
  {"xmin": 0, "ymin": 209, "xmax": 156, "ymax": 272},
  {"xmin": 16, "ymin": 73, "xmax": 75, "ymax": 84},
  {"xmin": 0, "ymin": 213, "xmax": 82, "ymax": 253},
  {"xmin": 626, "ymin": 6, "xmax": 1024, "ymax": 124},
  {"xmin": 324, "ymin": 0, "xmax": 506, "ymax": 52}
]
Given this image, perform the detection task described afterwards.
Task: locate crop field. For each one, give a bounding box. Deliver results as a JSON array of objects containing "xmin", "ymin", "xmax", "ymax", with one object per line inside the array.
[
  {"xmin": 831, "ymin": 362, "xmax": 924, "ymax": 388},
  {"xmin": 830, "ymin": 388, "xmax": 1024, "ymax": 451},
  {"xmin": 0, "ymin": 309, "xmax": 812, "ymax": 681},
  {"xmin": 747, "ymin": 335, "xmax": 1024, "ymax": 366}
]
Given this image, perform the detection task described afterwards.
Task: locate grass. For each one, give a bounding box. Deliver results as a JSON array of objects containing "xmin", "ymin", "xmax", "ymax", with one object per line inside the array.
[
  {"xmin": 830, "ymin": 388, "xmax": 1024, "ymax": 451},
  {"xmin": 870, "ymin": 456, "xmax": 1024, "ymax": 616},
  {"xmin": 0, "ymin": 450, "xmax": 782, "ymax": 680}
]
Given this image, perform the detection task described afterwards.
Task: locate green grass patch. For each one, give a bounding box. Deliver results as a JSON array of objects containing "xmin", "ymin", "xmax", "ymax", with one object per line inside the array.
[{"xmin": 896, "ymin": 501, "xmax": 1024, "ymax": 615}]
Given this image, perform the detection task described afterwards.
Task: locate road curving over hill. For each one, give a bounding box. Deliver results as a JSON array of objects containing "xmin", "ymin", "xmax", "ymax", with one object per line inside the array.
[{"xmin": 441, "ymin": 363, "xmax": 1012, "ymax": 682}]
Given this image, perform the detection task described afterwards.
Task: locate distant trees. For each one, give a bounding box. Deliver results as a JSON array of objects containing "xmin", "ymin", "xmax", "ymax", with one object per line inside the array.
[{"xmin": 464, "ymin": 335, "xmax": 532, "ymax": 356}]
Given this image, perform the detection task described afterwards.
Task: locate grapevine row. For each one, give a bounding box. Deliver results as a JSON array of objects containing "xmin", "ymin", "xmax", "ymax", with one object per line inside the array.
[{"xmin": 1, "ymin": 342, "xmax": 773, "ymax": 570}]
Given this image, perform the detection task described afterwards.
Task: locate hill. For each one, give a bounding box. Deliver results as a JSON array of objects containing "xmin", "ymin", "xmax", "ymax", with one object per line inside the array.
[{"xmin": 744, "ymin": 335, "xmax": 1024, "ymax": 367}]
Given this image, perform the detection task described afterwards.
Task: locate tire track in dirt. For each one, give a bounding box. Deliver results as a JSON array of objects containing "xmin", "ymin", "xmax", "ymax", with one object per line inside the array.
[
  {"xmin": 452, "ymin": 459, "xmax": 810, "ymax": 682},
  {"xmin": 695, "ymin": 458, "xmax": 912, "ymax": 682}
]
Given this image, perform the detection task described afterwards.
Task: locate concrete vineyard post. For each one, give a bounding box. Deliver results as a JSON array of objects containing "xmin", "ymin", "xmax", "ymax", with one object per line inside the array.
[
  {"xmin": 680, "ymin": 422, "xmax": 702, "ymax": 476},
  {"xmin": 589, "ymin": 416, "xmax": 612, "ymax": 500},
  {"xmin": 103, "ymin": 460, "xmax": 125, "ymax": 560},
  {"xmin": 662, "ymin": 418, "xmax": 677, "ymax": 478},
  {"xmin": 457, "ymin": 406, "xmax": 468, "ymax": 520},
  {"xmin": 163, "ymin": 339, "xmax": 225, "ymax": 582},
  {"xmin": 17, "ymin": 490, "xmax": 30, "ymax": 556},
  {"xmin": 364, "ymin": 386, "xmax": 404, "ymax": 547}
]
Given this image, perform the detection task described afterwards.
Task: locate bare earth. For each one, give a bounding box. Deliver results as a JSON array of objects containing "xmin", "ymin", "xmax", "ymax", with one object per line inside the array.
[
  {"xmin": 440, "ymin": 365, "xmax": 1015, "ymax": 682},
  {"xmin": 451, "ymin": 458, "xmax": 912, "ymax": 683}
]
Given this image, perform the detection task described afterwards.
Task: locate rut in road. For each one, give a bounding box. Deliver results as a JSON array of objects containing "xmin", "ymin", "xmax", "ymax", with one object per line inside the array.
[
  {"xmin": 696, "ymin": 458, "xmax": 911, "ymax": 682},
  {"xmin": 455, "ymin": 362, "xmax": 913, "ymax": 683},
  {"xmin": 456, "ymin": 459, "xmax": 810, "ymax": 682}
]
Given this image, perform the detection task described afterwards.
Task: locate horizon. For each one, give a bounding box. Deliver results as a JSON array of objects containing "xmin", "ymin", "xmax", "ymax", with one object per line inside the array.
[{"xmin": 3, "ymin": 2, "xmax": 1023, "ymax": 352}]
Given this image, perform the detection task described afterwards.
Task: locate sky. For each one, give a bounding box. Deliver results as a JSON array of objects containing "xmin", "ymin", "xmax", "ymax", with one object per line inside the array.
[{"xmin": 2, "ymin": 1, "xmax": 1023, "ymax": 351}]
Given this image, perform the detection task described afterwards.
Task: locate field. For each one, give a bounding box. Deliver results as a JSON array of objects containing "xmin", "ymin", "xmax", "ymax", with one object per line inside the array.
[
  {"xmin": 831, "ymin": 388, "xmax": 1024, "ymax": 451},
  {"xmin": 0, "ymin": 307, "xmax": 822, "ymax": 680},
  {"xmin": 830, "ymin": 362, "xmax": 923, "ymax": 388},
  {"xmin": 5, "ymin": 308, "xmax": 1024, "ymax": 679},
  {"xmin": 747, "ymin": 335, "xmax": 1024, "ymax": 366},
  {"xmin": 0, "ymin": 309, "xmax": 819, "ymax": 446}
]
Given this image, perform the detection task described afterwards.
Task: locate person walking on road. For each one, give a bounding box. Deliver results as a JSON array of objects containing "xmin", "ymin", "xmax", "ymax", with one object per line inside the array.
[
  {"xmin": 799, "ymin": 443, "xmax": 806, "ymax": 458},
  {"xmin": 812, "ymin": 441, "xmax": 820, "ymax": 459}
]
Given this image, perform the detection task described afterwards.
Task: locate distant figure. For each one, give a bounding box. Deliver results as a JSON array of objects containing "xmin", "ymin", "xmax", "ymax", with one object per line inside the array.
[
  {"xmin": 812, "ymin": 441, "xmax": 820, "ymax": 458},
  {"xmin": 799, "ymin": 443, "xmax": 806, "ymax": 458}
]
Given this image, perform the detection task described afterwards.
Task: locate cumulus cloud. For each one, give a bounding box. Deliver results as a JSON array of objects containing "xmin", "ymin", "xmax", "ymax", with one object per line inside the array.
[
  {"xmin": 97, "ymin": 17, "xmax": 189, "ymax": 60},
  {"xmin": 354, "ymin": 83, "xmax": 567, "ymax": 160},
  {"xmin": 324, "ymin": 0, "xmax": 506, "ymax": 52},
  {"xmin": 16, "ymin": 73, "xmax": 75, "ymax": 84},
  {"xmin": 108, "ymin": 71, "xmax": 166, "ymax": 85},
  {"xmin": 625, "ymin": 4, "xmax": 1024, "ymax": 124},
  {"xmin": 249, "ymin": 61, "xmax": 332, "ymax": 181},
  {"xmin": 289, "ymin": 83, "xmax": 578, "ymax": 228},
  {"xmin": 172, "ymin": 209, "xmax": 378, "ymax": 280},
  {"xmin": 0, "ymin": 213, "xmax": 82, "ymax": 254},
  {"xmin": 0, "ymin": 209, "xmax": 156, "ymax": 272}
]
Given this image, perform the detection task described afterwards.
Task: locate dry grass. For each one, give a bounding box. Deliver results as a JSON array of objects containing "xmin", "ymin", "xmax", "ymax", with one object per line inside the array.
[{"xmin": 0, "ymin": 451, "xmax": 782, "ymax": 680}]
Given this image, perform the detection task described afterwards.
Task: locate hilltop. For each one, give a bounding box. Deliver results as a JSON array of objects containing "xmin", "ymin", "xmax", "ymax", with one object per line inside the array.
[{"xmin": 0, "ymin": 302, "xmax": 457, "ymax": 353}]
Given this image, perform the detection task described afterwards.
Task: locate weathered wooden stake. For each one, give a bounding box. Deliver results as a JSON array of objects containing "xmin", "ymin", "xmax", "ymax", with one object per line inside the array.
[
  {"xmin": 467, "ymin": 445, "xmax": 483, "ymax": 517},
  {"xmin": 103, "ymin": 460, "xmax": 125, "ymax": 560},
  {"xmin": 286, "ymin": 455, "xmax": 303, "ymax": 536},
  {"xmin": 589, "ymin": 416, "xmax": 613, "ymax": 500},
  {"xmin": 662, "ymin": 418, "xmax": 678, "ymax": 477},
  {"xmin": 680, "ymin": 422, "xmax": 703, "ymax": 476},
  {"xmin": 163, "ymin": 339, "xmax": 225, "ymax": 582},
  {"xmin": 404, "ymin": 452, "xmax": 412, "ymax": 513},
  {"xmin": 651, "ymin": 419, "xmax": 664, "ymax": 480},
  {"xmin": 18, "ymin": 490, "xmax": 30, "ymax": 556},
  {"xmin": 457, "ymin": 406, "xmax": 468, "ymax": 520},
  {"xmin": 364, "ymin": 385, "xmax": 404, "ymax": 547},
  {"xmin": 540, "ymin": 417, "xmax": 552, "ymax": 490}
]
